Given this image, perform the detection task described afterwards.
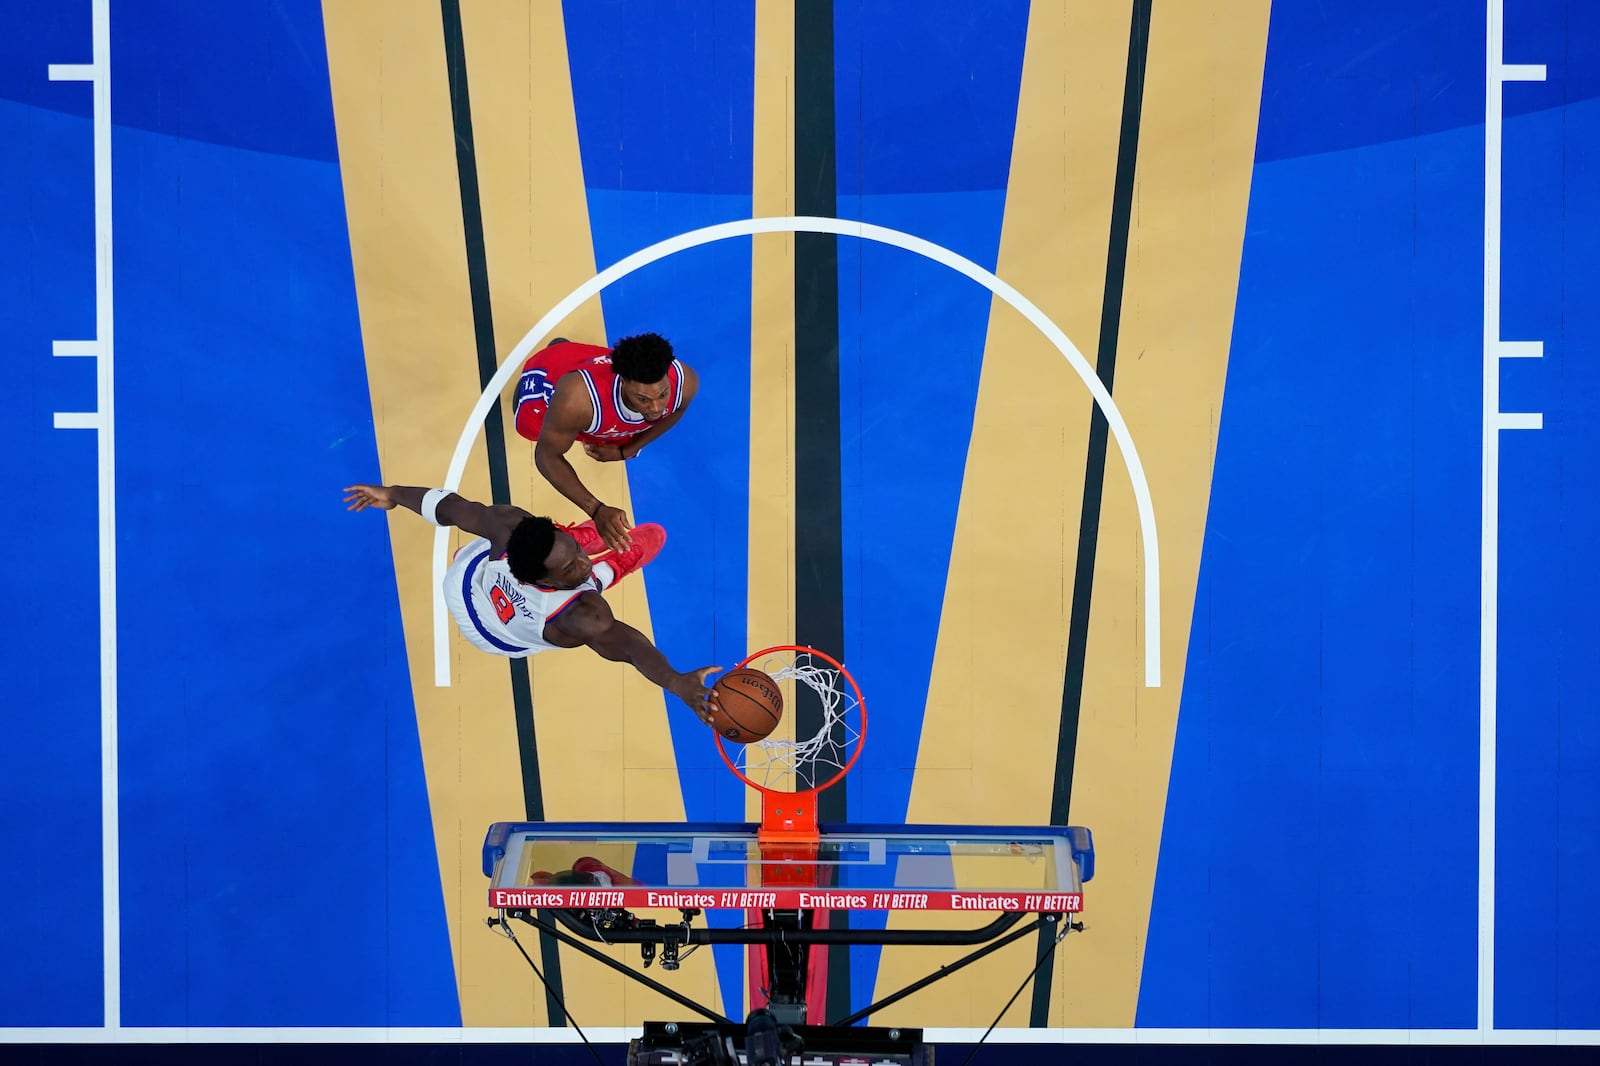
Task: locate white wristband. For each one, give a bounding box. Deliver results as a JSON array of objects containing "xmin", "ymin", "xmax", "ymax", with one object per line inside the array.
[{"xmin": 421, "ymin": 488, "xmax": 451, "ymax": 526}]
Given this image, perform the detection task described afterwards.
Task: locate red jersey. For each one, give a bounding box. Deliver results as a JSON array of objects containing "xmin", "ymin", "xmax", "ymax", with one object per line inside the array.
[{"xmin": 513, "ymin": 341, "xmax": 686, "ymax": 445}]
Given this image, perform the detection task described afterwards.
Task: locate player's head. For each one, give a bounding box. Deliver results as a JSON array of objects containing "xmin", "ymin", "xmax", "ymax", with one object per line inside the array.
[
  {"xmin": 507, "ymin": 517, "xmax": 593, "ymax": 589},
  {"xmin": 610, "ymin": 332, "xmax": 676, "ymax": 422}
]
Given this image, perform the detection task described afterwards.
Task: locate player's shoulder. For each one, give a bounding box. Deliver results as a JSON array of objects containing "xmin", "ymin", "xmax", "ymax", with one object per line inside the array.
[
  {"xmin": 550, "ymin": 363, "xmax": 603, "ymax": 406},
  {"xmin": 673, "ymin": 358, "xmax": 699, "ymax": 397},
  {"xmin": 547, "ymin": 589, "xmax": 613, "ymax": 639}
]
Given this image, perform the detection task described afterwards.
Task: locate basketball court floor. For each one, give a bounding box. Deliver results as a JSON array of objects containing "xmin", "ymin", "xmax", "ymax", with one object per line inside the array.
[{"xmin": 2, "ymin": 0, "xmax": 1597, "ymax": 1051}]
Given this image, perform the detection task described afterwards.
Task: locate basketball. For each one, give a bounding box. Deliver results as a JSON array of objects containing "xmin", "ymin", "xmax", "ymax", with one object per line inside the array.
[{"xmin": 711, "ymin": 668, "xmax": 784, "ymax": 743}]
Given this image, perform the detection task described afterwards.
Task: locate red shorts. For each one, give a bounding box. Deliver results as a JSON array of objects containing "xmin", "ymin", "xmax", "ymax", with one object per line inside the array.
[{"xmin": 512, "ymin": 341, "xmax": 611, "ymax": 442}]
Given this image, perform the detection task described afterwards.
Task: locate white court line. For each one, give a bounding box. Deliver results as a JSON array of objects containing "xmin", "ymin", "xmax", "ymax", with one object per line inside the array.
[
  {"xmin": 48, "ymin": 62, "xmax": 95, "ymax": 81},
  {"xmin": 434, "ymin": 216, "xmax": 1161, "ymax": 690},
  {"xmin": 49, "ymin": 0, "xmax": 119, "ymax": 1030},
  {"xmin": 54, "ymin": 412, "xmax": 102, "ymax": 430},
  {"xmin": 90, "ymin": 0, "xmax": 119, "ymax": 1029},
  {"xmin": 93, "ymin": 0, "xmax": 119, "ymax": 1027},
  {"xmin": 1, "ymin": 1026, "xmax": 1596, "ymax": 1046},
  {"xmin": 931, "ymin": 1029, "xmax": 1600, "ymax": 1046},
  {"xmin": 1502, "ymin": 63, "xmax": 1547, "ymax": 81},
  {"xmin": 1482, "ymin": 0, "xmax": 1502, "ymax": 1035},
  {"xmin": 1482, "ymin": 0, "xmax": 1546, "ymax": 1036}
]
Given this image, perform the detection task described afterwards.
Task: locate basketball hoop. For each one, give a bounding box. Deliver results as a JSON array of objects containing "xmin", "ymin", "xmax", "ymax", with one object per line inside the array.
[
  {"xmin": 713, "ymin": 645, "xmax": 866, "ymax": 844},
  {"xmin": 484, "ymin": 646, "xmax": 1095, "ymax": 1041}
]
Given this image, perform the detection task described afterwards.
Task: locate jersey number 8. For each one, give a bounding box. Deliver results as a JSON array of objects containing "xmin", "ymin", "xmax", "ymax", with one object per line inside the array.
[{"xmin": 489, "ymin": 585, "xmax": 516, "ymax": 624}]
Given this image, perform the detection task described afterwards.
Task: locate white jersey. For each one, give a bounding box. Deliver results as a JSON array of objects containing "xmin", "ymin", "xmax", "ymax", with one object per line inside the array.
[{"xmin": 443, "ymin": 537, "xmax": 617, "ymax": 658}]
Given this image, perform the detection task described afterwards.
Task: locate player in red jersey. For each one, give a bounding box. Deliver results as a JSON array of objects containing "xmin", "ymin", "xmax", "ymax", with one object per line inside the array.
[{"xmin": 513, "ymin": 333, "xmax": 700, "ymax": 554}]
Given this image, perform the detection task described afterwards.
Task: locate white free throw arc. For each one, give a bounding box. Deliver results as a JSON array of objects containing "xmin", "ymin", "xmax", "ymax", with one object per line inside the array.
[{"xmin": 434, "ymin": 216, "xmax": 1161, "ymax": 689}]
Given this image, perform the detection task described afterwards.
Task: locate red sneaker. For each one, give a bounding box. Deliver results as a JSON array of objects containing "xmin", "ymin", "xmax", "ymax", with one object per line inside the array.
[
  {"xmin": 596, "ymin": 523, "xmax": 666, "ymax": 586},
  {"xmin": 556, "ymin": 519, "xmax": 607, "ymax": 556},
  {"xmin": 572, "ymin": 856, "xmax": 642, "ymax": 887}
]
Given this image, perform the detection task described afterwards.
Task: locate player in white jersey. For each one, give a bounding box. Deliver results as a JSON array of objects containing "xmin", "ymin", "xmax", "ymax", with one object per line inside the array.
[{"xmin": 343, "ymin": 482, "xmax": 720, "ymax": 724}]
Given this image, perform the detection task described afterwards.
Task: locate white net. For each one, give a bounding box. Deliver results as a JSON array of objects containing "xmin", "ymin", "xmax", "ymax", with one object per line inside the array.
[{"xmin": 728, "ymin": 648, "xmax": 863, "ymax": 793}]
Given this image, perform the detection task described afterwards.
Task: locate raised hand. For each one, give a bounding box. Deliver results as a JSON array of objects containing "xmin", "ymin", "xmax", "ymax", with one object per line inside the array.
[
  {"xmin": 592, "ymin": 503, "xmax": 634, "ymax": 553},
  {"xmin": 343, "ymin": 484, "xmax": 397, "ymax": 512},
  {"xmin": 583, "ymin": 442, "xmax": 628, "ymax": 463},
  {"xmin": 670, "ymin": 666, "xmax": 724, "ymax": 727}
]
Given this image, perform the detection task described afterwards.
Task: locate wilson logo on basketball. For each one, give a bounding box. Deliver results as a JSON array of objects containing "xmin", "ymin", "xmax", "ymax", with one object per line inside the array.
[{"xmin": 709, "ymin": 668, "xmax": 785, "ymax": 744}]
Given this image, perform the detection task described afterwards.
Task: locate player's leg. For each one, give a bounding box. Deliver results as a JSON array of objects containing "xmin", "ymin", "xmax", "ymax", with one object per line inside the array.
[
  {"xmin": 591, "ymin": 523, "xmax": 666, "ymax": 588},
  {"xmin": 556, "ymin": 519, "xmax": 608, "ymax": 556},
  {"xmin": 572, "ymin": 856, "xmax": 642, "ymax": 886},
  {"xmin": 515, "ymin": 348, "xmax": 560, "ymax": 438},
  {"xmin": 555, "ymin": 513, "xmax": 667, "ymax": 560},
  {"xmin": 513, "ymin": 351, "xmax": 553, "ymax": 441},
  {"xmin": 531, "ymin": 860, "xmax": 641, "ymax": 887},
  {"xmin": 513, "ymin": 338, "xmax": 591, "ymax": 440}
]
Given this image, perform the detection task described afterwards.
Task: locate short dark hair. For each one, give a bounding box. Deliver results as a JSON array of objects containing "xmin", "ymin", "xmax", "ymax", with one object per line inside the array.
[
  {"xmin": 506, "ymin": 516, "xmax": 556, "ymax": 584},
  {"xmin": 610, "ymin": 332, "xmax": 675, "ymax": 384}
]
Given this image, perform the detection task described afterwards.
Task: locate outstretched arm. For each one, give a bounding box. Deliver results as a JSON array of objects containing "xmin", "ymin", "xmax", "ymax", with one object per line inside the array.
[
  {"xmin": 546, "ymin": 592, "xmax": 720, "ymax": 725},
  {"xmin": 533, "ymin": 374, "xmax": 605, "ymax": 516},
  {"xmin": 343, "ymin": 484, "xmax": 529, "ymax": 545},
  {"xmin": 534, "ymin": 375, "xmax": 634, "ymax": 553}
]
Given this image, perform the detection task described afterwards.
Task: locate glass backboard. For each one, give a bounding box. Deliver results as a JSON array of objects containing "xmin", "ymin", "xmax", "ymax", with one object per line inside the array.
[{"xmin": 483, "ymin": 821, "xmax": 1093, "ymax": 914}]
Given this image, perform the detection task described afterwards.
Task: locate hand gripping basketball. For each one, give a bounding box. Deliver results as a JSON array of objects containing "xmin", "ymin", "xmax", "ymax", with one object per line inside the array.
[
  {"xmin": 712, "ymin": 645, "xmax": 866, "ymax": 810},
  {"xmin": 710, "ymin": 668, "xmax": 785, "ymax": 743}
]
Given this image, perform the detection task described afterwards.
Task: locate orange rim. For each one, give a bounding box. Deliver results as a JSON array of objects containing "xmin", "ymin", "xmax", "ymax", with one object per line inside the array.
[{"xmin": 713, "ymin": 644, "xmax": 867, "ymax": 797}]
